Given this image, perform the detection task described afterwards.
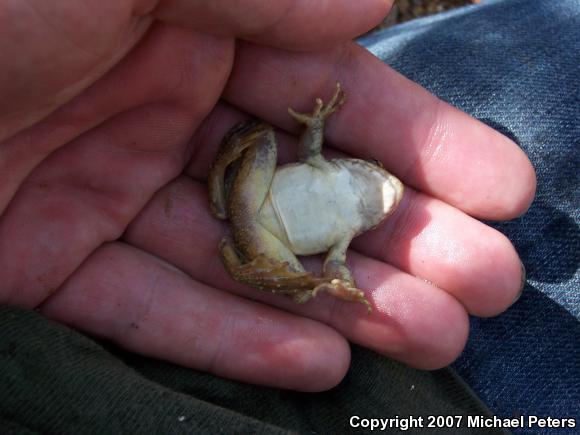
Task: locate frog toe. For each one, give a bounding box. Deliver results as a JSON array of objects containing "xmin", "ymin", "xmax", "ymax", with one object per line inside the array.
[
  {"xmin": 313, "ymin": 280, "xmax": 372, "ymax": 314},
  {"xmin": 319, "ymin": 82, "xmax": 346, "ymax": 117},
  {"xmin": 292, "ymin": 290, "xmax": 315, "ymax": 304},
  {"xmin": 287, "ymin": 82, "xmax": 345, "ymax": 126}
]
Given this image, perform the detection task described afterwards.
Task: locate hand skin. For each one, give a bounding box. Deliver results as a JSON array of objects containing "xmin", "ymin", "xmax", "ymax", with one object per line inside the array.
[{"xmin": 0, "ymin": 0, "xmax": 535, "ymax": 392}]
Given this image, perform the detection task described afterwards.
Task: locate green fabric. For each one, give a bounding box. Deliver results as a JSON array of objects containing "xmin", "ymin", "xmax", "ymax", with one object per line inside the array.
[{"xmin": 0, "ymin": 306, "xmax": 507, "ymax": 434}]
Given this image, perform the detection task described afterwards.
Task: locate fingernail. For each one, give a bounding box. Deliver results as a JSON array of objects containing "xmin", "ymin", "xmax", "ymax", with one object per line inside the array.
[{"xmin": 512, "ymin": 261, "xmax": 526, "ymax": 304}]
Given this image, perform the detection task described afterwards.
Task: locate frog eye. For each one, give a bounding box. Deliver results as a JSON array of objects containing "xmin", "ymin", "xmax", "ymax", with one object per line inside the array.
[{"xmin": 367, "ymin": 158, "xmax": 384, "ymax": 169}]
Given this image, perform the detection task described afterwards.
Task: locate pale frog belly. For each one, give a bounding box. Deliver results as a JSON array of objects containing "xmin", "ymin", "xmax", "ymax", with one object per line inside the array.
[{"xmin": 258, "ymin": 162, "xmax": 365, "ymax": 255}]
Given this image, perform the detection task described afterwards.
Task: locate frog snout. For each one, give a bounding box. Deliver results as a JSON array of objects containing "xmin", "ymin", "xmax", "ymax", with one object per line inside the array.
[{"xmin": 384, "ymin": 173, "xmax": 404, "ymax": 213}]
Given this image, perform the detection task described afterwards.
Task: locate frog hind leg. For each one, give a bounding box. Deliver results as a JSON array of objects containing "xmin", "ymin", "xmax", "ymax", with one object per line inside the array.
[
  {"xmin": 221, "ymin": 231, "xmax": 371, "ymax": 311},
  {"xmin": 288, "ymin": 82, "xmax": 345, "ymax": 169},
  {"xmin": 219, "ymin": 238, "xmax": 326, "ymax": 303},
  {"xmin": 208, "ymin": 120, "xmax": 273, "ymax": 219},
  {"xmin": 314, "ymin": 236, "xmax": 372, "ymax": 313},
  {"xmin": 219, "ymin": 128, "xmax": 324, "ymax": 303}
]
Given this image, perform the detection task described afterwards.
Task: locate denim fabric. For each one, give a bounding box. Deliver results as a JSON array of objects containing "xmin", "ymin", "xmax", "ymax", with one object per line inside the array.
[{"xmin": 360, "ymin": 0, "xmax": 579, "ymax": 433}]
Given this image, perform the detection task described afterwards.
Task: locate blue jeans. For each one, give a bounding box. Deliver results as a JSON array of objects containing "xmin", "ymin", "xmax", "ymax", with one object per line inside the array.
[{"xmin": 360, "ymin": 0, "xmax": 579, "ymax": 432}]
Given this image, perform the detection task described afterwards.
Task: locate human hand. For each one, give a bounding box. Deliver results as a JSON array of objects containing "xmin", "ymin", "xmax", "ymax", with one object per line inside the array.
[{"xmin": 0, "ymin": 0, "xmax": 535, "ymax": 391}]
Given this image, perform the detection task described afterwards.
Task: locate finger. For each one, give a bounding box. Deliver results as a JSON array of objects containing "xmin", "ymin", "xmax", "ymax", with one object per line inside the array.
[
  {"xmin": 0, "ymin": 0, "xmax": 151, "ymax": 140},
  {"xmin": 1, "ymin": 0, "xmax": 390, "ymax": 140},
  {"xmin": 223, "ymin": 41, "xmax": 536, "ymax": 220},
  {"xmin": 187, "ymin": 103, "xmax": 523, "ymax": 316},
  {"xmin": 39, "ymin": 242, "xmax": 351, "ymax": 392},
  {"xmin": 153, "ymin": 0, "xmax": 393, "ymax": 50},
  {"xmin": 0, "ymin": 26, "xmax": 232, "ymax": 307},
  {"xmin": 124, "ymin": 176, "xmax": 470, "ymax": 369},
  {"xmin": 352, "ymin": 188, "xmax": 523, "ymax": 317},
  {"xmin": 0, "ymin": 25, "xmax": 232, "ymax": 215}
]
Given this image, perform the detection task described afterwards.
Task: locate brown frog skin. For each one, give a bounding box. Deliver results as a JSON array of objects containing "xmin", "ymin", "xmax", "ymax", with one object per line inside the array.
[{"xmin": 208, "ymin": 83, "xmax": 403, "ymax": 312}]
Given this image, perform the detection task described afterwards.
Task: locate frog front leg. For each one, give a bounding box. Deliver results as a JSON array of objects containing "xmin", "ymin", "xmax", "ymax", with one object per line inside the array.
[
  {"xmin": 288, "ymin": 82, "xmax": 345, "ymax": 169},
  {"xmin": 314, "ymin": 236, "xmax": 372, "ymax": 313}
]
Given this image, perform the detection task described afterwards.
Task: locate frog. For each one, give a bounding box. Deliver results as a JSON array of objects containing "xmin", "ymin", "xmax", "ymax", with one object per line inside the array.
[{"xmin": 208, "ymin": 83, "xmax": 403, "ymax": 313}]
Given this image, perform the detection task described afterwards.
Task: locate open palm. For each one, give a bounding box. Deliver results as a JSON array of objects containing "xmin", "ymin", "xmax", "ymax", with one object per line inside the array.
[{"xmin": 0, "ymin": 0, "xmax": 535, "ymax": 391}]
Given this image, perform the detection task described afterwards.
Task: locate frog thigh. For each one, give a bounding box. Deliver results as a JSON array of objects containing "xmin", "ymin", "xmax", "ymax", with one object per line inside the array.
[
  {"xmin": 223, "ymin": 125, "xmax": 293, "ymax": 265},
  {"xmin": 208, "ymin": 120, "xmax": 274, "ymax": 219},
  {"xmin": 219, "ymin": 131, "xmax": 322, "ymax": 301}
]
